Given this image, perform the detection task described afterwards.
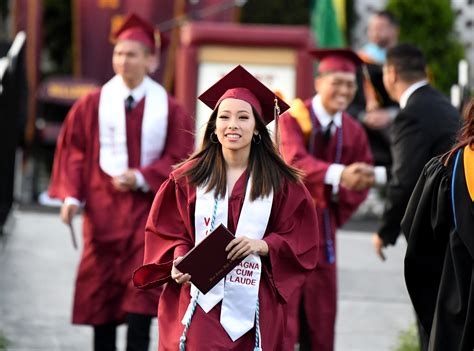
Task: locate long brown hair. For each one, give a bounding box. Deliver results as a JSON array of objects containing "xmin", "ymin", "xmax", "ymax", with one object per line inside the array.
[
  {"xmin": 443, "ymin": 97, "xmax": 474, "ymax": 165},
  {"xmin": 177, "ymin": 105, "xmax": 302, "ymax": 200}
]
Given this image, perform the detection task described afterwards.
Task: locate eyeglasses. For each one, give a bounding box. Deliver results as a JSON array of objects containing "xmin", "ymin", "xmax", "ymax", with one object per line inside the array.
[{"xmin": 329, "ymin": 79, "xmax": 358, "ymax": 90}]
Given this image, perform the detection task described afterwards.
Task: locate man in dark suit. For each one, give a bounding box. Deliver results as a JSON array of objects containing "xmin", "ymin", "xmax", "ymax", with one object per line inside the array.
[
  {"xmin": 372, "ymin": 43, "xmax": 460, "ymax": 256},
  {"xmin": 372, "ymin": 42, "xmax": 460, "ymax": 351}
]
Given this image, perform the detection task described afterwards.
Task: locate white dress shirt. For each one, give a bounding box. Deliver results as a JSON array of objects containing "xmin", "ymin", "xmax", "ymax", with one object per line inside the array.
[
  {"xmin": 399, "ymin": 80, "xmax": 428, "ymax": 109},
  {"xmin": 121, "ymin": 77, "xmax": 147, "ymax": 108},
  {"xmin": 121, "ymin": 78, "xmax": 150, "ymax": 191},
  {"xmin": 311, "ymin": 95, "xmax": 345, "ymax": 194}
]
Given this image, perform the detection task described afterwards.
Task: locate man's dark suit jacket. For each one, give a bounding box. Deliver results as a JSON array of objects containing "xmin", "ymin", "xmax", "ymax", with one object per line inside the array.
[
  {"xmin": 378, "ymin": 84, "xmax": 460, "ymax": 245},
  {"xmin": 347, "ymin": 63, "xmax": 398, "ymax": 168}
]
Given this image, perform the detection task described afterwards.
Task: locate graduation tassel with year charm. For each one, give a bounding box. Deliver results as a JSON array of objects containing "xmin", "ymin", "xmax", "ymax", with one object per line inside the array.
[{"xmin": 273, "ymin": 97, "xmax": 281, "ymax": 150}]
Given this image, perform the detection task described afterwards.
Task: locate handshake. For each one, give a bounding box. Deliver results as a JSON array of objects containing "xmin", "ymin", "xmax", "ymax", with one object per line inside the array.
[{"xmin": 340, "ymin": 162, "xmax": 379, "ymax": 191}]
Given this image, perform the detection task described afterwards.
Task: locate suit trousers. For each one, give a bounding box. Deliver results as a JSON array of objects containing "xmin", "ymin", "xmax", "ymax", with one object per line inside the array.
[{"xmin": 93, "ymin": 313, "xmax": 153, "ymax": 351}]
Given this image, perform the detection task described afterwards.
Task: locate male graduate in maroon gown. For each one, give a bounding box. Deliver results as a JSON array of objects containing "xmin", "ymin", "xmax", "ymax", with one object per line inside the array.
[
  {"xmin": 280, "ymin": 49, "xmax": 376, "ymax": 351},
  {"xmin": 48, "ymin": 13, "xmax": 194, "ymax": 351}
]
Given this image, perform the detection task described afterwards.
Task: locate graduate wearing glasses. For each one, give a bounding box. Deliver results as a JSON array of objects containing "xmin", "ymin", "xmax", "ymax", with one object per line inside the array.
[{"xmin": 280, "ymin": 49, "xmax": 375, "ymax": 351}]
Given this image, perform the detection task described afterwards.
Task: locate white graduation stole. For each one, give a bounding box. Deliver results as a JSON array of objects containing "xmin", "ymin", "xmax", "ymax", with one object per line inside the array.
[
  {"xmin": 98, "ymin": 75, "xmax": 168, "ymax": 176},
  {"xmin": 183, "ymin": 179, "xmax": 273, "ymax": 341}
]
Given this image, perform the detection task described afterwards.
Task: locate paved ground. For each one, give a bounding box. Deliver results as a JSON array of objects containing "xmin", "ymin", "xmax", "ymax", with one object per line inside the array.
[{"xmin": 0, "ymin": 209, "xmax": 415, "ymax": 350}]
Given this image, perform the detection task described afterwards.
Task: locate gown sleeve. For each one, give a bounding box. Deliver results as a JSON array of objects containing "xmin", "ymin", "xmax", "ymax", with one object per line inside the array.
[
  {"xmin": 401, "ymin": 156, "xmax": 453, "ymax": 333},
  {"xmin": 133, "ymin": 174, "xmax": 195, "ymax": 289},
  {"xmin": 335, "ymin": 120, "xmax": 373, "ymax": 226},
  {"xmin": 263, "ymin": 181, "xmax": 319, "ymax": 303},
  {"xmin": 48, "ymin": 94, "xmax": 92, "ymax": 201},
  {"xmin": 138, "ymin": 98, "xmax": 194, "ymax": 192},
  {"xmin": 279, "ymin": 112, "xmax": 332, "ymax": 201}
]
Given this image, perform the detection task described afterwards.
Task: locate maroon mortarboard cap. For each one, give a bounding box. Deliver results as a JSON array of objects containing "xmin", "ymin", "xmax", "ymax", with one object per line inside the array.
[
  {"xmin": 310, "ymin": 48, "xmax": 363, "ymax": 74},
  {"xmin": 198, "ymin": 65, "xmax": 290, "ymax": 125},
  {"xmin": 114, "ymin": 13, "xmax": 156, "ymax": 53}
]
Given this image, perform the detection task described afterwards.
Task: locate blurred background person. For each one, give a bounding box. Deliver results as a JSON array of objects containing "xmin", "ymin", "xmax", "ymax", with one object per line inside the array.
[
  {"xmin": 360, "ymin": 10, "xmax": 399, "ymax": 65},
  {"xmin": 348, "ymin": 10, "xmax": 400, "ymax": 172},
  {"xmin": 280, "ymin": 48, "xmax": 375, "ymax": 351},
  {"xmin": 48, "ymin": 13, "xmax": 194, "ymax": 351},
  {"xmin": 0, "ymin": 32, "xmax": 27, "ymax": 236}
]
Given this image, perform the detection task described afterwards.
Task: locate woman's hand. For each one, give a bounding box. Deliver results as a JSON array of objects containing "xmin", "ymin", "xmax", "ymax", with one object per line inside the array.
[
  {"xmin": 225, "ymin": 237, "xmax": 269, "ymax": 261},
  {"xmin": 171, "ymin": 256, "xmax": 191, "ymax": 284}
]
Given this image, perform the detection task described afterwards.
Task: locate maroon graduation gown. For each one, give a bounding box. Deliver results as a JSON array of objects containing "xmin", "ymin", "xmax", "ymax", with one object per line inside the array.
[
  {"xmin": 133, "ymin": 162, "xmax": 319, "ymax": 350},
  {"xmin": 280, "ymin": 98, "xmax": 373, "ymax": 351},
  {"xmin": 48, "ymin": 89, "xmax": 194, "ymax": 325}
]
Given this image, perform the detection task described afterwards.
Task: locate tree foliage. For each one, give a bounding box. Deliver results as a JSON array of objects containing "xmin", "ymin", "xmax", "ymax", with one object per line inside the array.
[
  {"xmin": 0, "ymin": 331, "xmax": 7, "ymax": 351},
  {"xmin": 240, "ymin": 0, "xmax": 310, "ymax": 25},
  {"xmin": 386, "ymin": 0, "xmax": 465, "ymax": 94}
]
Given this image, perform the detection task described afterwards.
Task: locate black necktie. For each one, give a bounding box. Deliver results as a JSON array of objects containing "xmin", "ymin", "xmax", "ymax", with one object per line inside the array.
[
  {"xmin": 323, "ymin": 121, "xmax": 334, "ymax": 143},
  {"xmin": 125, "ymin": 95, "xmax": 134, "ymax": 112}
]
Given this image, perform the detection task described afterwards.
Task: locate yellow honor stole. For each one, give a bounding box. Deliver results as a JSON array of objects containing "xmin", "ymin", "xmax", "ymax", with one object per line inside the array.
[
  {"xmin": 289, "ymin": 98, "xmax": 313, "ymax": 146},
  {"xmin": 463, "ymin": 145, "xmax": 474, "ymax": 201}
]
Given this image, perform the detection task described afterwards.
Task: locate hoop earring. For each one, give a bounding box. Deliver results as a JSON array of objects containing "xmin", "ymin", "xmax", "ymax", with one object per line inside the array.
[
  {"xmin": 253, "ymin": 133, "xmax": 262, "ymax": 144},
  {"xmin": 210, "ymin": 132, "xmax": 219, "ymax": 144}
]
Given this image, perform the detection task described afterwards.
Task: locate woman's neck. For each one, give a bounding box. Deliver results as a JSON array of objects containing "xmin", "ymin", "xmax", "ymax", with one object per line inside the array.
[
  {"xmin": 223, "ymin": 149, "xmax": 249, "ymax": 195},
  {"xmin": 222, "ymin": 148, "xmax": 249, "ymax": 171}
]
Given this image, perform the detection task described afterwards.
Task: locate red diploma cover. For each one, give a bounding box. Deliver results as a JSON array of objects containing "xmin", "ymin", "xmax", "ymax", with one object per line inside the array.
[{"xmin": 176, "ymin": 224, "xmax": 245, "ymax": 294}]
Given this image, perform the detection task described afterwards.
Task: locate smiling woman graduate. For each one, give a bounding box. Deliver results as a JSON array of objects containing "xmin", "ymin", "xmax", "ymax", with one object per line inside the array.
[{"xmin": 133, "ymin": 65, "xmax": 319, "ymax": 350}]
